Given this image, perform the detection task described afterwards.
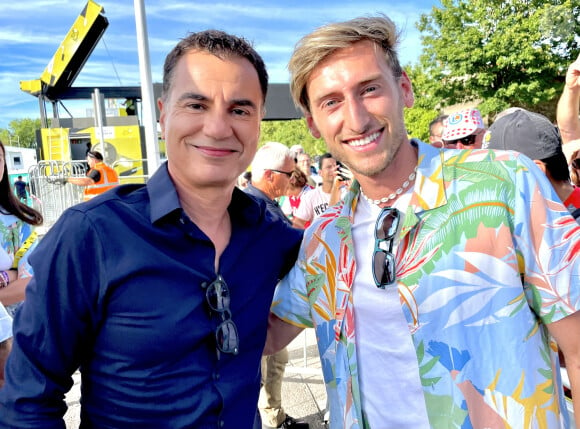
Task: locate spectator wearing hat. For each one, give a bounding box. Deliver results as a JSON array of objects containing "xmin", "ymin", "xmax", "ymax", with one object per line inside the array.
[
  {"xmin": 441, "ymin": 108, "xmax": 486, "ymax": 149},
  {"xmin": 484, "ymin": 108, "xmax": 580, "ymax": 222}
]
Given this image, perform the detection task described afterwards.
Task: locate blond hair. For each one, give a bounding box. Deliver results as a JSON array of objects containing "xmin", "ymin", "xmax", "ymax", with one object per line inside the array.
[{"xmin": 288, "ymin": 14, "xmax": 402, "ymax": 113}]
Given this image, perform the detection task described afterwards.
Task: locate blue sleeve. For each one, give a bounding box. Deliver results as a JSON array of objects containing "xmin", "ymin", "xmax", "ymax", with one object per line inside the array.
[{"xmin": 0, "ymin": 208, "xmax": 105, "ymax": 428}]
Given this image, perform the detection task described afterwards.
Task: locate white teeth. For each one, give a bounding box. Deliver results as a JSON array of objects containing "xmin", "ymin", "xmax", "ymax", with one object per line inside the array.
[{"xmin": 348, "ymin": 132, "xmax": 380, "ymax": 147}]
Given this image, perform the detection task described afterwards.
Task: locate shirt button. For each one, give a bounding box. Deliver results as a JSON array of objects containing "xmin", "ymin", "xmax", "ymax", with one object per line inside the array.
[{"xmin": 213, "ymin": 372, "xmax": 220, "ymax": 380}]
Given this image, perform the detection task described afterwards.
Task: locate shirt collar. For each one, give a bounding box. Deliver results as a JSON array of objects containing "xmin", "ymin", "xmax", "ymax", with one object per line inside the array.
[
  {"xmin": 147, "ymin": 162, "xmax": 181, "ymax": 224},
  {"xmin": 245, "ymin": 184, "xmax": 275, "ymax": 203},
  {"xmin": 342, "ymin": 139, "xmax": 448, "ymax": 216},
  {"xmin": 146, "ymin": 162, "xmax": 262, "ymax": 226},
  {"xmin": 411, "ymin": 138, "xmax": 448, "ymax": 211}
]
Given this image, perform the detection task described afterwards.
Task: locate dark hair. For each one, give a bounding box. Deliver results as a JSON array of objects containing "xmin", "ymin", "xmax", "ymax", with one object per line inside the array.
[
  {"xmin": 162, "ymin": 30, "xmax": 268, "ymax": 102},
  {"xmin": 541, "ymin": 152, "xmax": 570, "ymax": 182},
  {"xmin": 87, "ymin": 151, "xmax": 104, "ymax": 161},
  {"xmin": 429, "ymin": 115, "xmax": 448, "ymax": 136},
  {"xmin": 0, "ymin": 141, "xmax": 42, "ymax": 226},
  {"xmin": 318, "ymin": 152, "xmax": 334, "ymax": 170},
  {"xmin": 242, "ymin": 171, "xmax": 252, "ymax": 182}
]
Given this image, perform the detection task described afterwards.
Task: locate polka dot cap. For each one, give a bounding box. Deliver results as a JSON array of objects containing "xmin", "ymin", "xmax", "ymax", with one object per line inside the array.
[{"xmin": 442, "ymin": 108, "xmax": 485, "ymax": 141}]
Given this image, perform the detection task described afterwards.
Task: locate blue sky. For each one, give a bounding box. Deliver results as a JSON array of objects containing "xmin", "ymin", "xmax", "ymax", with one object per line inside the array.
[{"xmin": 0, "ymin": 0, "xmax": 435, "ymax": 129}]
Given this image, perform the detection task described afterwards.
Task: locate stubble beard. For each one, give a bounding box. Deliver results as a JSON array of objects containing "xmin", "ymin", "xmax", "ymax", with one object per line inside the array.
[{"xmin": 331, "ymin": 127, "xmax": 406, "ymax": 179}]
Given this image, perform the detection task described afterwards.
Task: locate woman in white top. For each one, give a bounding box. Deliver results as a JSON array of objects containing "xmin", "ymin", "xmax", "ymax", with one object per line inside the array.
[
  {"xmin": 279, "ymin": 168, "xmax": 312, "ymax": 222},
  {"xmin": 0, "ymin": 140, "xmax": 43, "ymax": 388}
]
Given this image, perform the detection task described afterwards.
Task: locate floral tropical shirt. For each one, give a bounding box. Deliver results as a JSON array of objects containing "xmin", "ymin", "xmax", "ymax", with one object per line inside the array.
[
  {"xmin": 272, "ymin": 141, "xmax": 580, "ymax": 429},
  {"xmin": 0, "ymin": 210, "xmax": 38, "ymax": 341}
]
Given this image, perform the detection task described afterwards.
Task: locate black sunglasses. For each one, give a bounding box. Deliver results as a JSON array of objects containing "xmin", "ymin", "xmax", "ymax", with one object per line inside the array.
[
  {"xmin": 202, "ymin": 275, "xmax": 239, "ymax": 358},
  {"xmin": 270, "ymin": 169, "xmax": 292, "ymax": 178},
  {"xmin": 373, "ymin": 208, "xmax": 400, "ymax": 288},
  {"xmin": 443, "ymin": 133, "xmax": 478, "ymax": 148},
  {"xmin": 572, "ymin": 158, "xmax": 580, "ymax": 170}
]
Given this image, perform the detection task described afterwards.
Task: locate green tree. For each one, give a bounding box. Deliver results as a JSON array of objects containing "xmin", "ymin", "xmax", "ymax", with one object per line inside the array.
[
  {"xmin": 405, "ymin": 107, "xmax": 443, "ymax": 142},
  {"xmin": 0, "ymin": 129, "xmax": 9, "ymax": 145},
  {"xmin": 404, "ymin": 63, "xmax": 447, "ymax": 141},
  {"xmin": 0, "ymin": 118, "xmax": 42, "ymax": 148},
  {"xmin": 260, "ymin": 119, "xmax": 327, "ymax": 155},
  {"xmin": 417, "ymin": 0, "xmax": 580, "ymax": 119}
]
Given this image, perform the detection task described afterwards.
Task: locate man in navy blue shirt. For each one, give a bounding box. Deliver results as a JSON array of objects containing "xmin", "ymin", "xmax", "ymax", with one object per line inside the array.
[
  {"xmin": 13, "ymin": 176, "xmax": 28, "ymax": 202},
  {"xmin": 0, "ymin": 30, "xmax": 302, "ymax": 428}
]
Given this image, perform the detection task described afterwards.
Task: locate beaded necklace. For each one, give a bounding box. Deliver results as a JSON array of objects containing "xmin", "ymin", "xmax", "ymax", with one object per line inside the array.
[{"xmin": 360, "ymin": 166, "xmax": 417, "ymax": 205}]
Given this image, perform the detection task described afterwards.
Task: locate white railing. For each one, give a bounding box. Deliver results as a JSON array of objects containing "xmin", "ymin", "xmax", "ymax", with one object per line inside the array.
[
  {"xmin": 28, "ymin": 161, "xmax": 87, "ymax": 231},
  {"xmin": 28, "ymin": 159, "xmax": 152, "ymax": 233}
]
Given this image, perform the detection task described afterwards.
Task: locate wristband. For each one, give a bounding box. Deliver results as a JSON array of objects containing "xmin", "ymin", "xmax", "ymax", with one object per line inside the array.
[{"xmin": 0, "ymin": 271, "xmax": 8, "ymax": 289}]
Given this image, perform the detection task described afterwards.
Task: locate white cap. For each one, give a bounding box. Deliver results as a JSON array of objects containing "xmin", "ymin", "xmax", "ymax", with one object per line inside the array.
[{"xmin": 442, "ymin": 108, "xmax": 485, "ymax": 141}]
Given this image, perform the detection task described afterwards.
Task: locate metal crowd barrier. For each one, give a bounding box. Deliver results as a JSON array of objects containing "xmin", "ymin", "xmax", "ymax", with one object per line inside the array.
[
  {"xmin": 27, "ymin": 159, "xmax": 153, "ymax": 233},
  {"xmin": 28, "ymin": 161, "xmax": 88, "ymax": 231}
]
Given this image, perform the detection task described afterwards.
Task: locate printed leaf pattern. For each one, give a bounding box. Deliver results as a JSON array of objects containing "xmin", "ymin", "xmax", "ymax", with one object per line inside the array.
[{"xmin": 272, "ymin": 143, "xmax": 580, "ymax": 428}]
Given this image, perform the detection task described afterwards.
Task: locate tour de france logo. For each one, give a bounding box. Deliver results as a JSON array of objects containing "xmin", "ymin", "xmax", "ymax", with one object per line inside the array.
[{"xmin": 448, "ymin": 112, "xmax": 465, "ymax": 125}]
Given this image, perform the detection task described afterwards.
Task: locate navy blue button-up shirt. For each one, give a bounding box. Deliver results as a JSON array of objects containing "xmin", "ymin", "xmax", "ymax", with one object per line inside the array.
[
  {"xmin": 0, "ymin": 163, "xmax": 302, "ymax": 429},
  {"xmin": 244, "ymin": 184, "xmax": 291, "ymax": 225}
]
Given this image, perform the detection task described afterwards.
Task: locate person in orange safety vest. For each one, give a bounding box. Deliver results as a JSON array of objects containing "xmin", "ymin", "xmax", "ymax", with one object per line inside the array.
[{"xmin": 68, "ymin": 151, "xmax": 120, "ymax": 201}]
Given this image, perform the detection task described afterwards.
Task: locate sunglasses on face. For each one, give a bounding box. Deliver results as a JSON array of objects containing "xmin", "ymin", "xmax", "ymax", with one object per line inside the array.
[
  {"xmin": 202, "ymin": 275, "xmax": 239, "ymax": 358},
  {"xmin": 372, "ymin": 208, "xmax": 400, "ymax": 288},
  {"xmin": 270, "ymin": 169, "xmax": 293, "ymax": 178},
  {"xmin": 443, "ymin": 133, "xmax": 478, "ymax": 148}
]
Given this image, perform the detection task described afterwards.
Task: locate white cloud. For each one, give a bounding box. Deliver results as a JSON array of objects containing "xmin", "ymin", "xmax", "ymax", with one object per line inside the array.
[{"xmin": 0, "ymin": 0, "xmax": 433, "ymax": 129}]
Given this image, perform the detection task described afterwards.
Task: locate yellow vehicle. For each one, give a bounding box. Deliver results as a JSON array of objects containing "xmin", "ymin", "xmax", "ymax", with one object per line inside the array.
[
  {"xmin": 20, "ymin": 0, "xmax": 155, "ymax": 184},
  {"xmin": 20, "ymin": 0, "xmax": 298, "ymax": 184}
]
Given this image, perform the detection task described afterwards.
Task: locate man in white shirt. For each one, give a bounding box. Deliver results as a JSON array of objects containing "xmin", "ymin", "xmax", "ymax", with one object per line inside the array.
[{"xmin": 292, "ymin": 153, "xmax": 344, "ymax": 228}]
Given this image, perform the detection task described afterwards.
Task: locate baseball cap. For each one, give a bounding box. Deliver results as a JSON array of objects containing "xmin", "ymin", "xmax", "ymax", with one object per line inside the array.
[
  {"xmin": 483, "ymin": 108, "xmax": 563, "ymax": 160},
  {"xmin": 442, "ymin": 108, "xmax": 485, "ymax": 141}
]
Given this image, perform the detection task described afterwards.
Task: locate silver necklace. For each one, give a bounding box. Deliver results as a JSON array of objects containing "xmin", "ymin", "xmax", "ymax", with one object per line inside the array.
[{"xmin": 360, "ymin": 167, "xmax": 417, "ymax": 205}]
